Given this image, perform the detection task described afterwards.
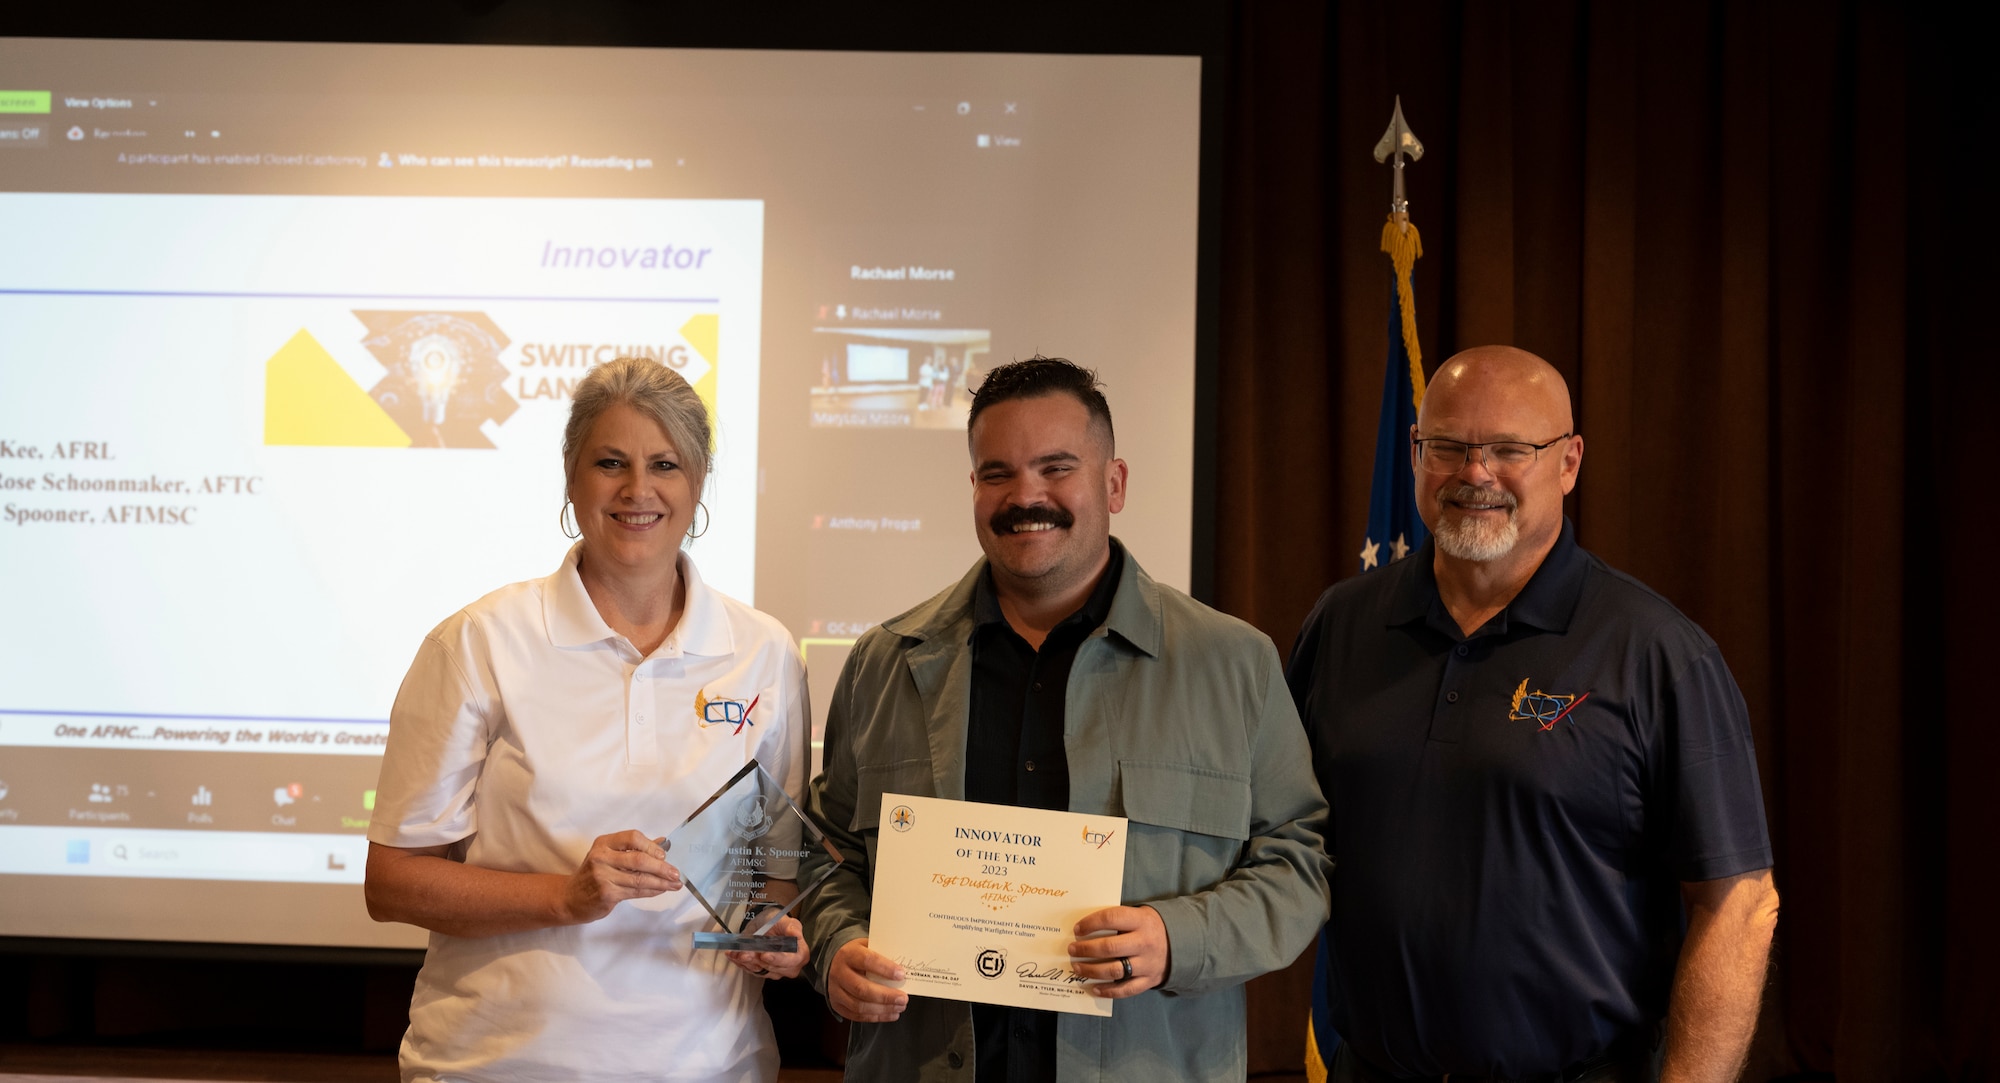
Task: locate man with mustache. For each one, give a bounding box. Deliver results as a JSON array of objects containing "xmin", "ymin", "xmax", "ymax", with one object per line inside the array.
[
  {"xmin": 1288, "ymin": 346, "xmax": 1779, "ymax": 1083},
  {"xmin": 801, "ymin": 355, "xmax": 1332, "ymax": 1082}
]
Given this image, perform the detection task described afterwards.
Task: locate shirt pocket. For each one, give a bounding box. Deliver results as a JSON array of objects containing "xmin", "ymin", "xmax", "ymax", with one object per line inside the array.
[
  {"xmin": 848, "ymin": 757, "xmax": 934, "ymax": 833},
  {"xmin": 1117, "ymin": 760, "xmax": 1252, "ymax": 840},
  {"xmin": 1116, "ymin": 760, "xmax": 1252, "ymax": 898}
]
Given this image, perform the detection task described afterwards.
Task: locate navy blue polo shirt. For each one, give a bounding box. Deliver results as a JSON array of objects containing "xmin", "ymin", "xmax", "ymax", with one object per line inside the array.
[{"xmin": 1285, "ymin": 519, "xmax": 1771, "ymax": 1077}]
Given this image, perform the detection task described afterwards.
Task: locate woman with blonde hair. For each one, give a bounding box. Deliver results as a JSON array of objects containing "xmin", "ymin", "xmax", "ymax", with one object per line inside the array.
[{"xmin": 366, "ymin": 356, "xmax": 809, "ymax": 1082}]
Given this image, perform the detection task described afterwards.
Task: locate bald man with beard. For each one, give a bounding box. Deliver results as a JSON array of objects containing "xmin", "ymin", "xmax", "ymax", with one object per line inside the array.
[{"xmin": 1287, "ymin": 347, "xmax": 1779, "ymax": 1083}]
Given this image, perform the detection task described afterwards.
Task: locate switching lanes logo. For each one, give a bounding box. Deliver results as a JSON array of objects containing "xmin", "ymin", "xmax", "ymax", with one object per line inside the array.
[
  {"xmin": 358, "ymin": 312, "xmax": 518, "ymax": 448},
  {"xmin": 263, "ymin": 311, "xmax": 721, "ymax": 449},
  {"xmin": 263, "ymin": 311, "xmax": 517, "ymax": 448}
]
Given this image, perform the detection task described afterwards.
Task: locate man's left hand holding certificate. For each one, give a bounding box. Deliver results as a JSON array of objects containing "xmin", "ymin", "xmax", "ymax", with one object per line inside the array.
[{"xmin": 866, "ymin": 794, "xmax": 1129, "ymax": 1016}]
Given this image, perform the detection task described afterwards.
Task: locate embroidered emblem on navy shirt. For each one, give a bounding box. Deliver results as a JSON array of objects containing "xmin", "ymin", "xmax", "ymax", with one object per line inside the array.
[
  {"xmin": 1508, "ymin": 678, "xmax": 1591, "ymax": 731},
  {"xmin": 694, "ymin": 688, "xmax": 759, "ymax": 734}
]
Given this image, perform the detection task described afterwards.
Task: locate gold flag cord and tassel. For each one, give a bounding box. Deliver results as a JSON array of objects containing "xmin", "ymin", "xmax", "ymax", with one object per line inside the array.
[{"xmin": 1380, "ymin": 213, "xmax": 1427, "ymax": 410}]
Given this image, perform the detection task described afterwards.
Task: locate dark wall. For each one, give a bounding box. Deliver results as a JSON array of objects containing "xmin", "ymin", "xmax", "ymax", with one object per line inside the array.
[
  {"xmin": 1217, "ymin": 1, "xmax": 1996, "ymax": 1078},
  {"xmin": 1, "ymin": 943, "xmax": 416, "ymax": 1055}
]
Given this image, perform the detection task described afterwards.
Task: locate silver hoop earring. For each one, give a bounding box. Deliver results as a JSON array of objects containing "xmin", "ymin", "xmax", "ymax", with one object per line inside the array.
[
  {"xmin": 559, "ymin": 499, "xmax": 580, "ymax": 540},
  {"xmin": 687, "ymin": 500, "xmax": 710, "ymax": 540}
]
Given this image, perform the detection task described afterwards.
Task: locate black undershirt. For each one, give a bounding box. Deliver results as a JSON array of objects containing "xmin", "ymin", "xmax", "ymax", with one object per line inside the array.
[{"xmin": 965, "ymin": 543, "xmax": 1124, "ymax": 1083}]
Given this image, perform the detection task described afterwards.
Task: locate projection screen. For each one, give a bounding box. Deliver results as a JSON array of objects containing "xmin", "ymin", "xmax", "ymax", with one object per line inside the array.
[{"xmin": 0, "ymin": 38, "xmax": 1201, "ymax": 948}]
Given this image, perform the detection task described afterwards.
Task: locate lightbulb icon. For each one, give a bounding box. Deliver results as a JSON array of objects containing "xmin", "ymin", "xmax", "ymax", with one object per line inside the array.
[{"xmin": 408, "ymin": 334, "xmax": 465, "ymax": 425}]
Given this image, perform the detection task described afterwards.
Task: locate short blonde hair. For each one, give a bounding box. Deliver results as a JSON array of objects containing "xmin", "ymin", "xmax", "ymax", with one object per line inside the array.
[{"xmin": 562, "ymin": 356, "xmax": 713, "ymax": 498}]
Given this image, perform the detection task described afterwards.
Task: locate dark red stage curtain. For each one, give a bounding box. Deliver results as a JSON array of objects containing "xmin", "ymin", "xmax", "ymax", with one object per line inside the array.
[{"xmin": 1218, "ymin": 2, "xmax": 1997, "ymax": 1078}]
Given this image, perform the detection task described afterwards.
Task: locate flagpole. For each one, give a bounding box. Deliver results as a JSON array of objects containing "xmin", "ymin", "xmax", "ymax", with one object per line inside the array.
[
  {"xmin": 1348, "ymin": 99, "xmax": 1432, "ymax": 578},
  {"xmin": 1312, "ymin": 100, "xmax": 1438, "ymax": 1075},
  {"xmin": 1383, "ymin": 97, "xmax": 1414, "ymax": 223},
  {"xmin": 1373, "ymin": 96, "xmax": 1426, "ymax": 399}
]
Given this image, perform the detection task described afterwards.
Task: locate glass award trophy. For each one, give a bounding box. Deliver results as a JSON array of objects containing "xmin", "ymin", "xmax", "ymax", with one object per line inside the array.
[{"xmin": 665, "ymin": 759, "xmax": 845, "ymax": 952}]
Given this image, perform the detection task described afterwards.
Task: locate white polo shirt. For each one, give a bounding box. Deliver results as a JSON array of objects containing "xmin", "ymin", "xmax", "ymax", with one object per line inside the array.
[{"xmin": 370, "ymin": 545, "xmax": 808, "ymax": 1083}]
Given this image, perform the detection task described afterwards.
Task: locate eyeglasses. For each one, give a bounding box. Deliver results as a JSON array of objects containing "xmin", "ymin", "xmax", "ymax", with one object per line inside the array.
[{"xmin": 1412, "ymin": 433, "xmax": 1572, "ymax": 477}]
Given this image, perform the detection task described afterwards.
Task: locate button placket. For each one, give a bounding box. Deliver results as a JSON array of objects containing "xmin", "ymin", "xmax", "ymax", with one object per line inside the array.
[
  {"xmin": 627, "ymin": 659, "xmax": 660, "ymax": 766},
  {"xmin": 1427, "ymin": 648, "xmax": 1475, "ymax": 744}
]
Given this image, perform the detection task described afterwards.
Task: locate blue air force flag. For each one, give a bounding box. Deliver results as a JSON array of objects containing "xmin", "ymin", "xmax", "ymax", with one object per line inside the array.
[
  {"xmin": 1310, "ymin": 214, "xmax": 1429, "ymax": 1083},
  {"xmin": 1358, "ymin": 226, "xmax": 1428, "ymax": 573}
]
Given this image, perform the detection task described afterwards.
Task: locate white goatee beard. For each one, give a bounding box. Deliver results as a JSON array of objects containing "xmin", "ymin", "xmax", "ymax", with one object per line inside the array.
[{"xmin": 1432, "ymin": 487, "xmax": 1520, "ymax": 562}]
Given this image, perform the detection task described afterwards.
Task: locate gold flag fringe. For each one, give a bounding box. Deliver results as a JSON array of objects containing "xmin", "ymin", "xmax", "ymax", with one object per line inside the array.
[{"xmin": 1380, "ymin": 215, "xmax": 1427, "ymax": 409}]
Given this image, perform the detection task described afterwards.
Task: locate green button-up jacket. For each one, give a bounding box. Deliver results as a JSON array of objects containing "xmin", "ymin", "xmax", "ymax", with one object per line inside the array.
[{"xmin": 800, "ymin": 545, "xmax": 1332, "ymax": 1082}]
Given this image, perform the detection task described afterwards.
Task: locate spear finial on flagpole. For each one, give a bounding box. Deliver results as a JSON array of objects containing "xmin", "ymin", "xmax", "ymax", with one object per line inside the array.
[
  {"xmin": 1372, "ymin": 96, "xmax": 1426, "ymax": 408},
  {"xmin": 1372, "ymin": 95, "xmax": 1425, "ymax": 233}
]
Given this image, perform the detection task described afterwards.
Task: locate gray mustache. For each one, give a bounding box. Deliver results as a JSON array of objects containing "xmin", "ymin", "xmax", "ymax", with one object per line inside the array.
[{"xmin": 1438, "ymin": 485, "xmax": 1516, "ymax": 509}]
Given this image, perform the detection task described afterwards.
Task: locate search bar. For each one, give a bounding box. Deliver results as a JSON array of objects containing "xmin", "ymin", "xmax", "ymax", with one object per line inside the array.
[{"xmin": 103, "ymin": 834, "xmax": 326, "ymax": 875}]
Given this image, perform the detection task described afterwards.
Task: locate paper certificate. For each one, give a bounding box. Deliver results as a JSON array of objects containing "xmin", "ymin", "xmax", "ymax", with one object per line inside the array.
[{"xmin": 869, "ymin": 793, "xmax": 1128, "ymax": 1016}]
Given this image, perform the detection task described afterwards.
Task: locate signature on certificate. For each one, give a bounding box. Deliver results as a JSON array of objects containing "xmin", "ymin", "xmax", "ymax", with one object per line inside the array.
[{"xmin": 1016, "ymin": 962, "xmax": 1089, "ymax": 985}]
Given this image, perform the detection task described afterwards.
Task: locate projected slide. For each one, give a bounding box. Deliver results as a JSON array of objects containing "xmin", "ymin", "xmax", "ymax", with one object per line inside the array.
[
  {"xmin": 0, "ymin": 193, "xmax": 764, "ymax": 878},
  {"xmin": 0, "ymin": 37, "xmax": 1199, "ymax": 948}
]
